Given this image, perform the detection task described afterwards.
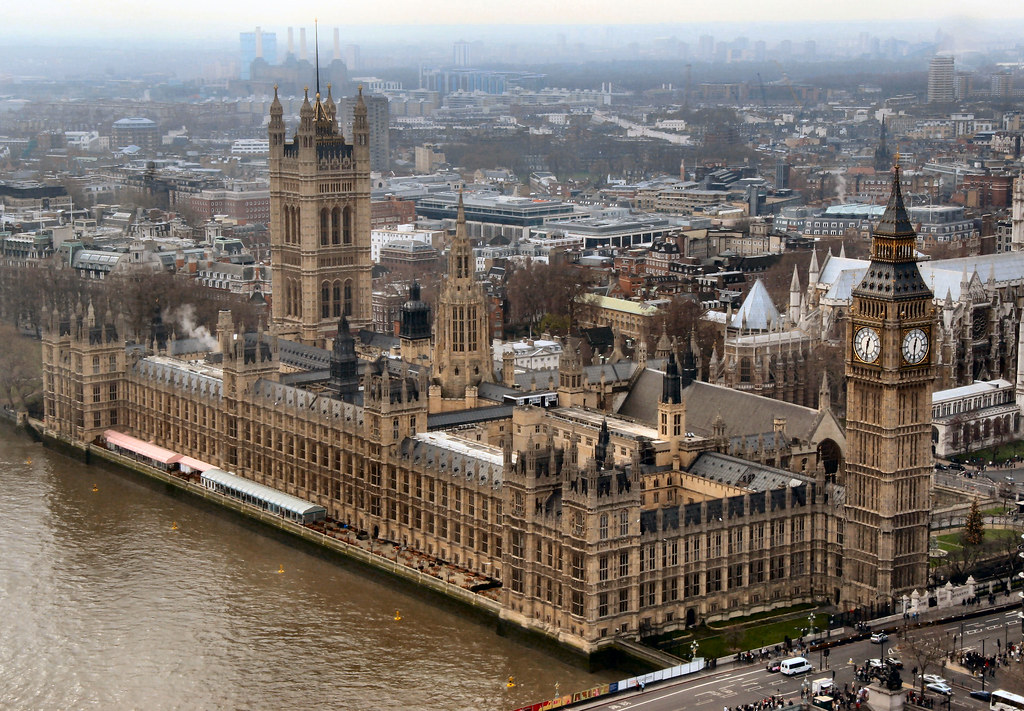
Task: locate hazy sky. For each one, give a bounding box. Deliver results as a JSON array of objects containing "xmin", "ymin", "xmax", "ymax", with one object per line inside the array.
[{"xmin": 6, "ymin": 0, "xmax": 1023, "ymax": 41}]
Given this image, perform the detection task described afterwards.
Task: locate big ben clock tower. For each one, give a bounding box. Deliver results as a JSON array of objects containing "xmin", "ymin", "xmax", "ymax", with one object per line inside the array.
[{"xmin": 843, "ymin": 160, "xmax": 935, "ymax": 608}]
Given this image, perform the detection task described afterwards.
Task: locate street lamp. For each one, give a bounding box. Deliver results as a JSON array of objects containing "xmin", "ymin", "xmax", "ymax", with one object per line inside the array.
[{"xmin": 691, "ymin": 639, "xmax": 700, "ymax": 662}]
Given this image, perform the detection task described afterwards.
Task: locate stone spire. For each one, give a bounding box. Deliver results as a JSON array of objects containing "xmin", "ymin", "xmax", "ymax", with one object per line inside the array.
[
  {"xmin": 819, "ymin": 371, "xmax": 830, "ymax": 412},
  {"xmin": 789, "ymin": 264, "xmax": 802, "ymax": 325},
  {"xmin": 1016, "ymin": 319, "xmax": 1024, "ymax": 413},
  {"xmin": 654, "ymin": 324, "xmax": 672, "ymax": 360}
]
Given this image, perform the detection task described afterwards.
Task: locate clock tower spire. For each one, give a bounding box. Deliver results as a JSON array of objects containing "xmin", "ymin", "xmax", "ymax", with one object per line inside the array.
[{"xmin": 842, "ymin": 160, "xmax": 935, "ymax": 608}]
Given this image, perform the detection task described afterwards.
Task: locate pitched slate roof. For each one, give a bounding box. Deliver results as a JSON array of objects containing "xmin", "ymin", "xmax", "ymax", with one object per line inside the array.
[
  {"xmin": 688, "ymin": 451, "xmax": 814, "ymax": 491},
  {"xmin": 618, "ymin": 367, "xmax": 823, "ymax": 443}
]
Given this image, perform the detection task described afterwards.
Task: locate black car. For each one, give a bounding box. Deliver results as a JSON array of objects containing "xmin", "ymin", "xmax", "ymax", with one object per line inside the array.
[
  {"xmin": 969, "ymin": 691, "xmax": 991, "ymax": 702},
  {"xmin": 766, "ymin": 660, "xmax": 781, "ymax": 673}
]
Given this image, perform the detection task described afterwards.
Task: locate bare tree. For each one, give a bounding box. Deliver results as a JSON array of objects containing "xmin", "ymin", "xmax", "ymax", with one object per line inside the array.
[
  {"xmin": 898, "ymin": 625, "xmax": 950, "ymax": 693},
  {"xmin": 0, "ymin": 322, "xmax": 42, "ymax": 411}
]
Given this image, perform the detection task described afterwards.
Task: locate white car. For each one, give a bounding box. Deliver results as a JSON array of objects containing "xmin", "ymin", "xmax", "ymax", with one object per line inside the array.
[
  {"xmin": 923, "ymin": 674, "xmax": 946, "ymax": 685},
  {"xmin": 870, "ymin": 632, "xmax": 888, "ymax": 643},
  {"xmin": 926, "ymin": 682, "xmax": 953, "ymax": 696},
  {"xmin": 867, "ymin": 659, "xmax": 884, "ymax": 669}
]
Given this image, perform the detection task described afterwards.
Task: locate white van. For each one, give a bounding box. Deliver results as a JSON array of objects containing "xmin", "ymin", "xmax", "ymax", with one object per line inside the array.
[
  {"xmin": 780, "ymin": 657, "xmax": 813, "ymax": 676},
  {"xmin": 811, "ymin": 678, "xmax": 833, "ymax": 695}
]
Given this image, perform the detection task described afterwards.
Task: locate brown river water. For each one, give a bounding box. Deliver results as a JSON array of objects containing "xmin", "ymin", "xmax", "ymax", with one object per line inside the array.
[{"xmin": 0, "ymin": 427, "xmax": 616, "ymax": 710}]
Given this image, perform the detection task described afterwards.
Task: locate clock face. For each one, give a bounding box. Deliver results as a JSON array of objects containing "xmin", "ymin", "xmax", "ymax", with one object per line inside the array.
[
  {"xmin": 902, "ymin": 327, "xmax": 929, "ymax": 365},
  {"xmin": 853, "ymin": 326, "xmax": 881, "ymax": 363}
]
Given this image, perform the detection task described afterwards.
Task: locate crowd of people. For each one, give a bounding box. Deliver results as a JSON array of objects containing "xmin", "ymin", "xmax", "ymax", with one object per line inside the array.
[{"xmin": 724, "ymin": 695, "xmax": 791, "ymax": 711}]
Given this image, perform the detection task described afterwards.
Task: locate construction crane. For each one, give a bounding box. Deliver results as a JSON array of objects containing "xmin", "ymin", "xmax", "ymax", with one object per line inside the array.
[
  {"xmin": 773, "ymin": 61, "xmax": 803, "ymax": 118},
  {"xmin": 757, "ymin": 73, "xmax": 768, "ymax": 107}
]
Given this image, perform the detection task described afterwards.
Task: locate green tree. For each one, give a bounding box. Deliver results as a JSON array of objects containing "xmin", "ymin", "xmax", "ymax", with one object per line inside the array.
[{"xmin": 962, "ymin": 500, "xmax": 985, "ymax": 546}]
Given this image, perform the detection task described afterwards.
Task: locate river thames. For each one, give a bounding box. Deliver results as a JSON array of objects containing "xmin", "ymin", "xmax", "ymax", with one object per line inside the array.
[{"xmin": 0, "ymin": 427, "xmax": 616, "ymax": 710}]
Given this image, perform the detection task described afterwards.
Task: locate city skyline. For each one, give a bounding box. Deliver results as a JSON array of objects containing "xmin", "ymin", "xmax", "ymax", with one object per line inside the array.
[{"xmin": 7, "ymin": 4, "xmax": 1024, "ymax": 44}]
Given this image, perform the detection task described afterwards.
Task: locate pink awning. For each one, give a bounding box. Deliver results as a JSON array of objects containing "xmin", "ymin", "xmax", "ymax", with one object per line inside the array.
[
  {"xmin": 103, "ymin": 430, "xmax": 181, "ymax": 465},
  {"xmin": 176, "ymin": 455, "xmax": 215, "ymax": 473}
]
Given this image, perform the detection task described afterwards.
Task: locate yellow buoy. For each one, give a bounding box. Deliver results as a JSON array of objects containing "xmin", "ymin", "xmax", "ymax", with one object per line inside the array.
[
  {"xmin": 171, "ymin": 521, "xmax": 179, "ymax": 531},
  {"xmin": 92, "ymin": 484, "xmax": 99, "ymax": 492},
  {"xmin": 394, "ymin": 609, "xmax": 402, "ymax": 621},
  {"xmin": 278, "ymin": 565, "xmax": 285, "ymax": 574},
  {"xmin": 506, "ymin": 676, "xmax": 516, "ymax": 689}
]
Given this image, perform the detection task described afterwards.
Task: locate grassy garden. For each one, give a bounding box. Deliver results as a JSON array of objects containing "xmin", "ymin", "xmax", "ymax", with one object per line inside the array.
[{"xmin": 657, "ymin": 605, "xmax": 829, "ymax": 660}]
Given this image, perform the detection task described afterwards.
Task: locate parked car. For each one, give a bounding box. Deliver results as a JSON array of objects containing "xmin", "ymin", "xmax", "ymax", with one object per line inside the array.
[
  {"xmin": 886, "ymin": 657, "xmax": 903, "ymax": 668},
  {"xmin": 934, "ymin": 463, "xmax": 948, "ymax": 470},
  {"xmin": 766, "ymin": 660, "xmax": 781, "ymax": 673},
  {"xmin": 870, "ymin": 632, "xmax": 888, "ymax": 644},
  {"xmin": 923, "ymin": 675, "xmax": 946, "ymax": 685},
  {"xmin": 926, "ymin": 682, "xmax": 953, "ymax": 696},
  {"xmin": 969, "ymin": 690, "xmax": 992, "ymax": 702},
  {"xmin": 867, "ymin": 658, "xmax": 883, "ymax": 669},
  {"xmin": 949, "ymin": 462, "xmax": 966, "ymax": 471}
]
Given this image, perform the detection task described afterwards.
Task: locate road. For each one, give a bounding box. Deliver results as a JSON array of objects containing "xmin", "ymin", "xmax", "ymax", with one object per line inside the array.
[{"xmin": 576, "ymin": 608, "xmax": 1024, "ymax": 711}]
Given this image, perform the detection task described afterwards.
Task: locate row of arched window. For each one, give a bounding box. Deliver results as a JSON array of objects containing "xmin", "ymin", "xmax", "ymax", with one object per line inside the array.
[
  {"xmin": 282, "ymin": 278, "xmax": 302, "ymax": 318},
  {"xmin": 321, "ymin": 279, "xmax": 354, "ymax": 319},
  {"xmin": 281, "ymin": 205, "xmax": 354, "ymax": 246},
  {"xmin": 320, "ymin": 206, "xmax": 353, "ymax": 246}
]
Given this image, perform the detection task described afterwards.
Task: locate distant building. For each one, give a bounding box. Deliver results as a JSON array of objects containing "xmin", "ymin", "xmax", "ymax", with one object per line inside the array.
[
  {"xmin": 190, "ymin": 189, "xmax": 270, "ymax": 224},
  {"xmin": 453, "ymin": 40, "xmax": 472, "ymax": 67},
  {"xmin": 240, "ymin": 27, "xmax": 278, "ymax": 81},
  {"xmin": 231, "ymin": 139, "xmax": 269, "ymax": 155},
  {"xmin": 928, "ymin": 55, "xmax": 955, "ymax": 104},
  {"xmin": 378, "ymin": 239, "xmax": 440, "ymax": 270},
  {"xmin": 371, "ymin": 197, "xmax": 417, "ymax": 229},
  {"xmin": 370, "ymin": 224, "xmax": 442, "ymax": 263},
  {"xmin": 338, "ymin": 94, "xmax": 389, "ymax": 172},
  {"xmin": 111, "ymin": 118, "xmax": 159, "ymax": 151},
  {"xmin": 931, "ymin": 379, "xmax": 1020, "ymax": 458}
]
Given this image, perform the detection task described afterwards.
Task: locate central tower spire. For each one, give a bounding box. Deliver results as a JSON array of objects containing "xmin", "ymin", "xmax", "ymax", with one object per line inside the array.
[{"xmin": 432, "ymin": 190, "xmax": 494, "ymax": 400}]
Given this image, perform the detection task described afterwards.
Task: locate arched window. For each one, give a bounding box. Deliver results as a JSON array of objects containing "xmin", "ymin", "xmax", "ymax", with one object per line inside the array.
[
  {"xmin": 332, "ymin": 281, "xmax": 341, "ymax": 318},
  {"xmin": 343, "ymin": 206, "xmax": 353, "ymax": 244},
  {"xmin": 292, "ymin": 207, "xmax": 300, "ymax": 245},
  {"xmin": 321, "ymin": 282, "xmax": 330, "ymax": 319},
  {"xmin": 331, "ymin": 207, "xmax": 341, "ymax": 245},
  {"xmin": 344, "ymin": 280, "xmax": 353, "ymax": 316},
  {"xmin": 283, "ymin": 206, "xmax": 291, "ymax": 243},
  {"xmin": 320, "ymin": 208, "xmax": 329, "ymax": 246}
]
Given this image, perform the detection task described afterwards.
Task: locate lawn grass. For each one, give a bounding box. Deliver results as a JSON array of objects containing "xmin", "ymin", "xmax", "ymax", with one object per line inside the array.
[{"xmin": 662, "ymin": 612, "xmax": 829, "ymax": 660}]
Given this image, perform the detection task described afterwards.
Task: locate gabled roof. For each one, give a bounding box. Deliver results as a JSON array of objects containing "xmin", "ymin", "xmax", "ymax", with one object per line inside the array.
[{"xmin": 618, "ymin": 368, "xmax": 828, "ymax": 445}]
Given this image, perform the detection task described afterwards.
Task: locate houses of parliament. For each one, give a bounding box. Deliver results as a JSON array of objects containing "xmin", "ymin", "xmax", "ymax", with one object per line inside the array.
[{"xmin": 39, "ymin": 88, "xmax": 935, "ymax": 655}]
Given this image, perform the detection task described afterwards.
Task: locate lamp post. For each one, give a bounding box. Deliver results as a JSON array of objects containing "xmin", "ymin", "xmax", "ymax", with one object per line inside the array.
[
  {"xmin": 691, "ymin": 639, "xmax": 700, "ymax": 663},
  {"xmin": 1017, "ymin": 570, "xmax": 1024, "ymax": 639}
]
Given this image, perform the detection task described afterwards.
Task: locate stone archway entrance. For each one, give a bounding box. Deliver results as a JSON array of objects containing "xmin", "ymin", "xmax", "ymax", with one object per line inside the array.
[{"xmin": 817, "ymin": 438, "xmax": 842, "ymax": 477}]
